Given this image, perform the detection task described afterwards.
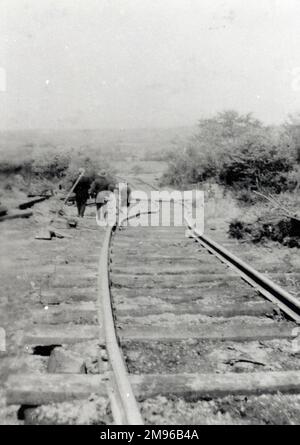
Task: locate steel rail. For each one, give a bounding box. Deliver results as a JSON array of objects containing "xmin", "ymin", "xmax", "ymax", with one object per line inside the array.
[
  {"xmin": 185, "ymin": 217, "xmax": 300, "ymax": 323},
  {"xmin": 133, "ymin": 176, "xmax": 300, "ymax": 323},
  {"xmin": 97, "ymin": 222, "xmax": 143, "ymax": 425},
  {"xmin": 102, "ymin": 175, "xmax": 300, "ymax": 423},
  {"xmin": 97, "ymin": 197, "xmax": 156, "ymax": 424}
]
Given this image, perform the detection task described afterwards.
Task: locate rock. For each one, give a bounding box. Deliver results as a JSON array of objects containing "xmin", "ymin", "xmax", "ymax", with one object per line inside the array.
[
  {"xmin": 47, "ymin": 347, "xmax": 86, "ymax": 374},
  {"xmin": 100, "ymin": 349, "xmax": 108, "ymax": 361},
  {"xmin": 85, "ymin": 357, "xmax": 99, "ymax": 374},
  {"xmin": 68, "ymin": 340, "xmax": 100, "ymax": 371},
  {"xmin": 67, "ymin": 218, "xmax": 78, "ymax": 228},
  {"xmin": 35, "ymin": 228, "xmax": 52, "ymax": 240}
]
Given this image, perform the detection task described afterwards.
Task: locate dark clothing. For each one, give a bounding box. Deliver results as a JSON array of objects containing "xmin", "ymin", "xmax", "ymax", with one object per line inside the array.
[
  {"xmin": 76, "ymin": 198, "xmax": 87, "ymax": 217},
  {"xmin": 74, "ymin": 176, "xmax": 91, "ymax": 199},
  {"xmin": 89, "ymin": 176, "xmax": 110, "ymax": 197},
  {"xmin": 89, "ymin": 175, "xmax": 116, "ymax": 197},
  {"xmin": 73, "ymin": 176, "xmax": 91, "ymax": 217}
]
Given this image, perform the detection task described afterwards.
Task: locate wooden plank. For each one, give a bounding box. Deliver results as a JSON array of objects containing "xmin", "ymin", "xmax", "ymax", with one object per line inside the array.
[
  {"xmin": 110, "ymin": 264, "xmax": 226, "ymax": 275},
  {"xmin": 131, "ymin": 371, "xmax": 300, "ymax": 400},
  {"xmin": 18, "ymin": 196, "xmax": 48, "ymax": 209},
  {"xmin": 116, "ymin": 301, "xmax": 275, "ymax": 318},
  {"xmin": 112, "ymin": 239, "xmax": 192, "ymax": 249},
  {"xmin": 50, "ymin": 272, "xmax": 97, "ymax": 288},
  {"xmin": 6, "ymin": 374, "xmax": 107, "ymax": 405},
  {"xmin": 121, "ymin": 226, "xmax": 185, "ymax": 233},
  {"xmin": 32, "ymin": 303, "xmax": 97, "ymax": 325},
  {"xmin": 27, "ymin": 190, "xmax": 52, "ymax": 198},
  {"xmin": 111, "ymin": 286, "xmax": 259, "ymax": 302},
  {"xmin": 119, "ymin": 322, "xmax": 296, "ymax": 342},
  {"xmin": 39, "ymin": 289, "xmax": 96, "ymax": 305},
  {"xmin": 0, "ymin": 210, "xmax": 32, "ymax": 221},
  {"xmin": 22, "ymin": 325, "xmax": 102, "ymax": 346},
  {"xmin": 110, "ymin": 255, "xmax": 214, "ymax": 264},
  {"xmin": 8, "ymin": 370, "xmax": 300, "ymax": 406},
  {"xmin": 110, "ymin": 247, "xmax": 203, "ymax": 257},
  {"xmin": 28, "ymin": 265, "xmax": 97, "ymax": 275},
  {"xmin": 110, "ymin": 273, "xmax": 238, "ymax": 288},
  {"xmin": 117, "ymin": 231, "xmax": 185, "ymax": 240}
]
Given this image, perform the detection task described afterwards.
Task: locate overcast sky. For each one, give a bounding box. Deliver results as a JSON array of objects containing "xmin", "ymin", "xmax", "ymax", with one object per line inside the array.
[{"xmin": 0, "ymin": 0, "xmax": 300, "ymax": 130}]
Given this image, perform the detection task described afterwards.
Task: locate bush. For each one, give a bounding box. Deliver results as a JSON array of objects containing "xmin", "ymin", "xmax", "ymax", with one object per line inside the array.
[
  {"xmin": 0, "ymin": 160, "xmax": 23, "ymax": 175},
  {"xmin": 62, "ymin": 150, "xmax": 114, "ymax": 188},
  {"xmin": 0, "ymin": 145, "xmax": 114, "ymax": 196},
  {"xmin": 161, "ymin": 110, "xmax": 298, "ymax": 198},
  {"xmin": 229, "ymin": 215, "xmax": 300, "ymax": 247},
  {"xmin": 218, "ymin": 130, "xmax": 295, "ymax": 194},
  {"xmin": 31, "ymin": 150, "xmax": 70, "ymax": 181},
  {"xmin": 0, "ymin": 149, "xmax": 70, "ymax": 184},
  {"xmin": 160, "ymin": 146, "xmax": 216, "ymax": 187}
]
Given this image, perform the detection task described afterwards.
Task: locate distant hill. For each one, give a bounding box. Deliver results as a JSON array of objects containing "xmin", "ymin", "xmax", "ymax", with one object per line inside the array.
[{"xmin": 0, "ymin": 127, "xmax": 196, "ymax": 159}]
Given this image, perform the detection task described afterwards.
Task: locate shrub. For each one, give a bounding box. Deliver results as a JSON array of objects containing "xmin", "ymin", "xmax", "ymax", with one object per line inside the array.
[
  {"xmin": 0, "ymin": 160, "xmax": 23, "ymax": 175},
  {"xmin": 218, "ymin": 130, "xmax": 295, "ymax": 193},
  {"xmin": 0, "ymin": 145, "xmax": 115, "ymax": 195},
  {"xmin": 63, "ymin": 150, "xmax": 114, "ymax": 188},
  {"xmin": 161, "ymin": 111, "xmax": 298, "ymax": 198},
  {"xmin": 31, "ymin": 150, "xmax": 70, "ymax": 181},
  {"xmin": 229, "ymin": 215, "xmax": 300, "ymax": 247},
  {"xmin": 160, "ymin": 146, "xmax": 217, "ymax": 187}
]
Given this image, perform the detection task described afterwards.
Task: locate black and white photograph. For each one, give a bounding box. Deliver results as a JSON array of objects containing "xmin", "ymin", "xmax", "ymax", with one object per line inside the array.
[{"xmin": 0, "ymin": 0, "xmax": 300, "ymax": 428}]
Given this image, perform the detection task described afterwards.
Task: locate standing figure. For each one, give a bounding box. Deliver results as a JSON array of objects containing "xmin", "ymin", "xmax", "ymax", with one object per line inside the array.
[
  {"xmin": 73, "ymin": 175, "xmax": 91, "ymax": 217},
  {"xmin": 95, "ymin": 189, "xmax": 113, "ymax": 225}
]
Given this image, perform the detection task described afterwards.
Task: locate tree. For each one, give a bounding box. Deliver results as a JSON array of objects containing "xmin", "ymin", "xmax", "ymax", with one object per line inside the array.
[
  {"xmin": 161, "ymin": 110, "xmax": 298, "ymax": 194},
  {"xmin": 194, "ymin": 110, "xmax": 262, "ymax": 150}
]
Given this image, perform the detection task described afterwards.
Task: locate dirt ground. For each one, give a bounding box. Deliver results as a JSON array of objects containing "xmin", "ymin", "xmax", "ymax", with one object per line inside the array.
[
  {"xmin": 129, "ymin": 165, "xmax": 300, "ymax": 299},
  {"xmin": 126, "ymin": 166, "xmax": 300, "ymax": 425},
  {"xmin": 140, "ymin": 393, "xmax": 300, "ymax": 425},
  {"xmin": 0, "ymin": 189, "xmax": 106, "ymax": 424},
  {"xmin": 0, "ymin": 161, "xmax": 299, "ymax": 425}
]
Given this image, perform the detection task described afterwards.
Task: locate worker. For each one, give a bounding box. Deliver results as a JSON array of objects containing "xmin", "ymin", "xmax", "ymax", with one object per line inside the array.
[
  {"xmin": 89, "ymin": 170, "xmax": 115, "ymax": 199},
  {"xmin": 95, "ymin": 189, "xmax": 114, "ymax": 225},
  {"xmin": 73, "ymin": 175, "xmax": 91, "ymax": 217}
]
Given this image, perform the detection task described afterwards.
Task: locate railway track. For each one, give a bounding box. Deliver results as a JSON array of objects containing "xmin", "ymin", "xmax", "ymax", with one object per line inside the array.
[{"xmin": 6, "ymin": 177, "xmax": 300, "ymax": 425}]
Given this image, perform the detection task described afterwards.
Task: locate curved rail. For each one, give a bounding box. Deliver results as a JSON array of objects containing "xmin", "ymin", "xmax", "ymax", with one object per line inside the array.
[
  {"xmin": 98, "ymin": 223, "xmax": 143, "ymax": 425},
  {"xmin": 97, "ymin": 196, "xmax": 157, "ymax": 425},
  {"xmin": 101, "ymin": 175, "xmax": 300, "ymax": 424}
]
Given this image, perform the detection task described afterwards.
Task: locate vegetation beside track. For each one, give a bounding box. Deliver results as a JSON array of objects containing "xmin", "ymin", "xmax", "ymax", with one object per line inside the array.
[{"xmin": 160, "ymin": 110, "xmax": 300, "ymax": 247}]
